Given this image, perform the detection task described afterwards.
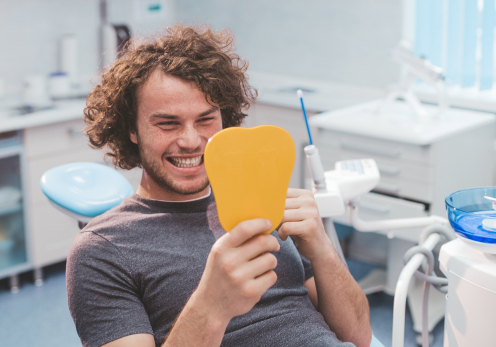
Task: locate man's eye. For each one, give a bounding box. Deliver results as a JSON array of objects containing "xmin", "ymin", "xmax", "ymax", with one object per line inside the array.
[
  {"xmin": 159, "ymin": 121, "xmax": 176, "ymax": 126},
  {"xmin": 200, "ymin": 118, "xmax": 214, "ymax": 122}
]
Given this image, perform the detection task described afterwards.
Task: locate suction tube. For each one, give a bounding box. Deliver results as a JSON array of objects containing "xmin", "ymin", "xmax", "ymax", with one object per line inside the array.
[
  {"xmin": 298, "ymin": 89, "xmax": 327, "ymax": 193},
  {"xmin": 393, "ymin": 224, "xmax": 454, "ymax": 347},
  {"xmin": 392, "ymin": 233, "xmax": 441, "ymax": 347},
  {"xmin": 304, "ymin": 145, "xmax": 326, "ymax": 192}
]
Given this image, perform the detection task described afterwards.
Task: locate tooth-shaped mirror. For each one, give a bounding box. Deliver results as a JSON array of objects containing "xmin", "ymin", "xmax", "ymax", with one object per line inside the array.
[{"xmin": 204, "ymin": 125, "xmax": 295, "ymax": 234}]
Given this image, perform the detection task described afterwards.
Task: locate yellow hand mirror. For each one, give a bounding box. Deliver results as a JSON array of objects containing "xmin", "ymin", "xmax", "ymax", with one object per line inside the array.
[{"xmin": 204, "ymin": 125, "xmax": 295, "ymax": 234}]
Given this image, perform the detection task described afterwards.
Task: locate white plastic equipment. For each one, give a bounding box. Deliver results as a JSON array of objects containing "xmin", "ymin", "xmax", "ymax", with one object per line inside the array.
[
  {"xmin": 439, "ymin": 240, "xmax": 496, "ymax": 346},
  {"xmin": 301, "ymin": 44, "xmax": 496, "ymax": 347},
  {"xmin": 305, "ymin": 143, "xmax": 380, "ymax": 217},
  {"xmin": 306, "ymin": 147, "xmax": 496, "ymax": 347},
  {"xmin": 382, "ymin": 42, "xmax": 447, "ymax": 120},
  {"xmin": 304, "ymin": 136, "xmax": 496, "ymax": 346}
]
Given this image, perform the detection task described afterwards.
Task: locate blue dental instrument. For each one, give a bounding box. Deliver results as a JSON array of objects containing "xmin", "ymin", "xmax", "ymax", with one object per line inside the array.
[
  {"xmin": 298, "ymin": 89, "xmax": 326, "ymax": 192},
  {"xmin": 297, "ymin": 89, "xmax": 313, "ymax": 145}
]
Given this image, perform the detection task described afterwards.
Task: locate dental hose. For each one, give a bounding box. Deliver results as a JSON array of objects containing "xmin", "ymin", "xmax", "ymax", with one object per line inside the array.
[{"xmin": 403, "ymin": 224, "xmax": 455, "ymax": 347}]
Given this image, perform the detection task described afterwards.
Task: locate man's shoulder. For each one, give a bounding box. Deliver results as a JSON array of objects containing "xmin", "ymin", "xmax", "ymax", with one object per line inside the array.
[
  {"xmin": 81, "ymin": 193, "xmax": 147, "ymax": 234},
  {"xmin": 69, "ymin": 195, "xmax": 146, "ymax": 257}
]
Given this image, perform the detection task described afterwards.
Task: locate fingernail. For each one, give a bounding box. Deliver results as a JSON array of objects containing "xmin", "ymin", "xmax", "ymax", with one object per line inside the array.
[{"xmin": 266, "ymin": 220, "xmax": 272, "ymax": 228}]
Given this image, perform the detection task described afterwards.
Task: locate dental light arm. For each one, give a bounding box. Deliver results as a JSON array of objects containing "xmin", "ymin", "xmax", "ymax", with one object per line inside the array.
[{"xmin": 382, "ymin": 43, "xmax": 448, "ymax": 119}]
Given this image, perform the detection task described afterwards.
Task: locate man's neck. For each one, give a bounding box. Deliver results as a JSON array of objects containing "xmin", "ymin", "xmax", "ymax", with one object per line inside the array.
[
  {"xmin": 135, "ymin": 172, "xmax": 210, "ymax": 202},
  {"xmin": 136, "ymin": 184, "xmax": 211, "ymax": 202}
]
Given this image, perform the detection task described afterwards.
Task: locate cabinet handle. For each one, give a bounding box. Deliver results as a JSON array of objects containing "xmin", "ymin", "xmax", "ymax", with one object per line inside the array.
[
  {"xmin": 341, "ymin": 141, "xmax": 401, "ymax": 158},
  {"xmin": 359, "ymin": 201, "xmax": 391, "ymax": 214},
  {"xmin": 376, "ymin": 182, "xmax": 400, "ymax": 193},
  {"xmin": 377, "ymin": 163, "xmax": 400, "ymax": 176}
]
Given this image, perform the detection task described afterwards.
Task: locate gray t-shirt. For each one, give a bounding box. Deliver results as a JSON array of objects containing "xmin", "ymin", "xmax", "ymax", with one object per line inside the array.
[{"xmin": 66, "ymin": 193, "xmax": 354, "ymax": 347}]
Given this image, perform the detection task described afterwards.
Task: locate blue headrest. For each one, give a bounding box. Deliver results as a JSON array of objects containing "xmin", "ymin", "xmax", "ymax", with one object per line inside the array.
[{"xmin": 40, "ymin": 162, "xmax": 134, "ymax": 218}]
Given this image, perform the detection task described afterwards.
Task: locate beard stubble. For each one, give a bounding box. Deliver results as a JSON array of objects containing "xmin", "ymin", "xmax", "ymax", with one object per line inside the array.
[{"xmin": 137, "ymin": 141, "xmax": 210, "ymax": 196}]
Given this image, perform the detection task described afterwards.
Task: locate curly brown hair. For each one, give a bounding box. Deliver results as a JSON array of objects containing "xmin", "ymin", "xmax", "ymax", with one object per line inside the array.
[{"xmin": 84, "ymin": 24, "xmax": 257, "ymax": 170}]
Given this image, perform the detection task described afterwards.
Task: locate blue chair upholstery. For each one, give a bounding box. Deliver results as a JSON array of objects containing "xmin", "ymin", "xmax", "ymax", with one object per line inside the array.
[{"xmin": 40, "ymin": 162, "xmax": 134, "ymax": 222}]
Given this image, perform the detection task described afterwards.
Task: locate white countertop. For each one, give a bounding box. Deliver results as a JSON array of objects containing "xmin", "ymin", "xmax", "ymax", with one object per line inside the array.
[
  {"xmin": 0, "ymin": 100, "xmax": 86, "ymax": 133},
  {"xmin": 310, "ymin": 99, "xmax": 496, "ymax": 145},
  {"xmin": 0, "ymin": 71, "xmax": 384, "ymax": 134}
]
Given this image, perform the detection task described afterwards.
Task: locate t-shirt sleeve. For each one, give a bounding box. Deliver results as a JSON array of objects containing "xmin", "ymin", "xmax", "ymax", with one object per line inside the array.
[
  {"xmin": 66, "ymin": 231, "xmax": 153, "ymax": 347},
  {"xmin": 291, "ymin": 238, "xmax": 314, "ymax": 281}
]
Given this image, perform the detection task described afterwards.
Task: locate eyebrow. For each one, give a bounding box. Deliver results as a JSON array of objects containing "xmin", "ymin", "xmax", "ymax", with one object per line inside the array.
[{"xmin": 149, "ymin": 107, "xmax": 219, "ymax": 121}]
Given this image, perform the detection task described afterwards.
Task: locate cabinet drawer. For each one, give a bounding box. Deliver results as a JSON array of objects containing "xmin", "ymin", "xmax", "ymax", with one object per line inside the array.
[
  {"xmin": 317, "ymin": 130, "xmax": 433, "ymax": 165},
  {"xmin": 27, "ymin": 202, "xmax": 80, "ymax": 267},
  {"xmin": 24, "ymin": 118, "xmax": 88, "ymax": 159},
  {"xmin": 319, "ymin": 147, "xmax": 434, "ymax": 184},
  {"xmin": 26, "ymin": 147, "xmax": 105, "ymax": 206},
  {"xmin": 332, "ymin": 192, "xmax": 427, "ymax": 243},
  {"xmin": 376, "ymin": 176, "xmax": 433, "ymax": 202}
]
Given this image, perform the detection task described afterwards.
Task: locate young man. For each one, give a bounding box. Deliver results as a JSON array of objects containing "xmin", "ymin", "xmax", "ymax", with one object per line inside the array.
[{"xmin": 67, "ymin": 25, "xmax": 372, "ymax": 347}]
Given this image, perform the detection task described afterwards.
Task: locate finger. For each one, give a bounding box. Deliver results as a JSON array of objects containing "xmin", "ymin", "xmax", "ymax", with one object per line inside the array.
[
  {"xmin": 237, "ymin": 270, "xmax": 277, "ymax": 302},
  {"xmin": 285, "ymin": 198, "xmax": 303, "ymax": 210},
  {"xmin": 285, "ymin": 193, "xmax": 316, "ymax": 210},
  {"xmin": 238, "ymin": 234, "xmax": 280, "ymax": 261},
  {"xmin": 280, "ymin": 208, "xmax": 318, "ymax": 224},
  {"xmin": 286, "ymin": 188, "xmax": 306, "ymax": 198},
  {"xmin": 224, "ymin": 219, "xmax": 273, "ymax": 248},
  {"xmin": 278, "ymin": 219, "xmax": 318, "ymax": 239},
  {"xmin": 241, "ymin": 252, "xmax": 278, "ymax": 279},
  {"xmin": 252, "ymin": 269, "xmax": 278, "ymax": 291}
]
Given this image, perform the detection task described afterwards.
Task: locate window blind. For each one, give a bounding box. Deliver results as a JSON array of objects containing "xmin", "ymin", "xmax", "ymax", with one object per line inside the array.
[{"xmin": 415, "ymin": 0, "xmax": 495, "ymax": 90}]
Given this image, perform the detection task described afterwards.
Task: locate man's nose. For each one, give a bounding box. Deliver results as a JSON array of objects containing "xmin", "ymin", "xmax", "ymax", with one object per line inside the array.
[{"xmin": 177, "ymin": 125, "xmax": 202, "ymax": 149}]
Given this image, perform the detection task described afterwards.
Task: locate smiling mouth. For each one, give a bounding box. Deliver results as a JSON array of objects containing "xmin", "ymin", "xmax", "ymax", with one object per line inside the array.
[{"xmin": 167, "ymin": 155, "xmax": 204, "ymax": 168}]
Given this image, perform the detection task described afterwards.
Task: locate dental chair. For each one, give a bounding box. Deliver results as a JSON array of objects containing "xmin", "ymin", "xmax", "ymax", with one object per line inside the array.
[
  {"xmin": 40, "ymin": 161, "xmax": 384, "ymax": 347},
  {"xmin": 40, "ymin": 162, "xmax": 134, "ymax": 229}
]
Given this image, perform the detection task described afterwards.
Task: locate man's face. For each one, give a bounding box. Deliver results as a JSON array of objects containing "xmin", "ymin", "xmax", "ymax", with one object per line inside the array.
[{"xmin": 131, "ymin": 70, "xmax": 223, "ymax": 200}]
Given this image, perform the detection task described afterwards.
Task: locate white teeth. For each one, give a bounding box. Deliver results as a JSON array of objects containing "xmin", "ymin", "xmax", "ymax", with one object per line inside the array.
[{"xmin": 169, "ymin": 156, "xmax": 202, "ymax": 168}]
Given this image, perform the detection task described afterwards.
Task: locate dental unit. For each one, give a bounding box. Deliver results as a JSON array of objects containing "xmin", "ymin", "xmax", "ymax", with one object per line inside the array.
[{"xmin": 299, "ymin": 47, "xmax": 496, "ymax": 346}]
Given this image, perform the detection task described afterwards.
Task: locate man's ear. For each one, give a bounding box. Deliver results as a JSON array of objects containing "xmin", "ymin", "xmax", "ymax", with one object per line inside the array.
[{"xmin": 130, "ymin": 131, "xmax": 138, "ymax": 144}]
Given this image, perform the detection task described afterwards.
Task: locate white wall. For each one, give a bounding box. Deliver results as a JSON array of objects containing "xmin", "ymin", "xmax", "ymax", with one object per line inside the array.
[
  {"xmin": 0, "ymin": 0, "xmax": 401, "ymax": 95},
  {"xmin": 176, "ymin": 0, "xmax": 403, "ymax": 88},
  {"xmin": 0, "ymin": 0, "xmax": 175, "ymax": 95}
]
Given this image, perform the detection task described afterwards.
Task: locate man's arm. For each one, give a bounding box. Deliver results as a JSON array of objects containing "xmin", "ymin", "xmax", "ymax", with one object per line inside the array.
[
  {"xmin": 279, "ymin": 189, "xmax": 372, "ymax": 347},
  {"xmin": 304, "ymin": 268, "xmax": 371, "ymax": 347},
  {"xmin": 163, "ymin": 218, "xmax": 280, "ymax": 346},
  {"xmin": 102, "ymin": 334, "xmax": 155, "ymax": 346}
]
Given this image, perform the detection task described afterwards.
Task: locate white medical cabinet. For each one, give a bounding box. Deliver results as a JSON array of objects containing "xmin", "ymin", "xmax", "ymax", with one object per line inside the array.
[
  {"xmin": 0, "ymin": 102, "xmax": 142, "ymax": 291},
  {"xmin": 0, "ymin": 131, "xmax": 30, "ymax": 292}
]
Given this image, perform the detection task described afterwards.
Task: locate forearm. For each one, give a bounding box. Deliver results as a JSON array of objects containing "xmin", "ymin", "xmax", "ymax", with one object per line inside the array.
[
  {"xmin": 162, "ymin": 291, "xmax": 229, "ymax": 347},
  {"xmin": 311, "ymin": 251, "xmax": 372, "ymax": 347}
]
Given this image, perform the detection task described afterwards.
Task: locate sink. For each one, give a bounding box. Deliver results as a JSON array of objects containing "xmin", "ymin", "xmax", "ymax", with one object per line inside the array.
[{"xmin": 276, "ymin": 86, "xmax": 317, "ymax": 94}]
